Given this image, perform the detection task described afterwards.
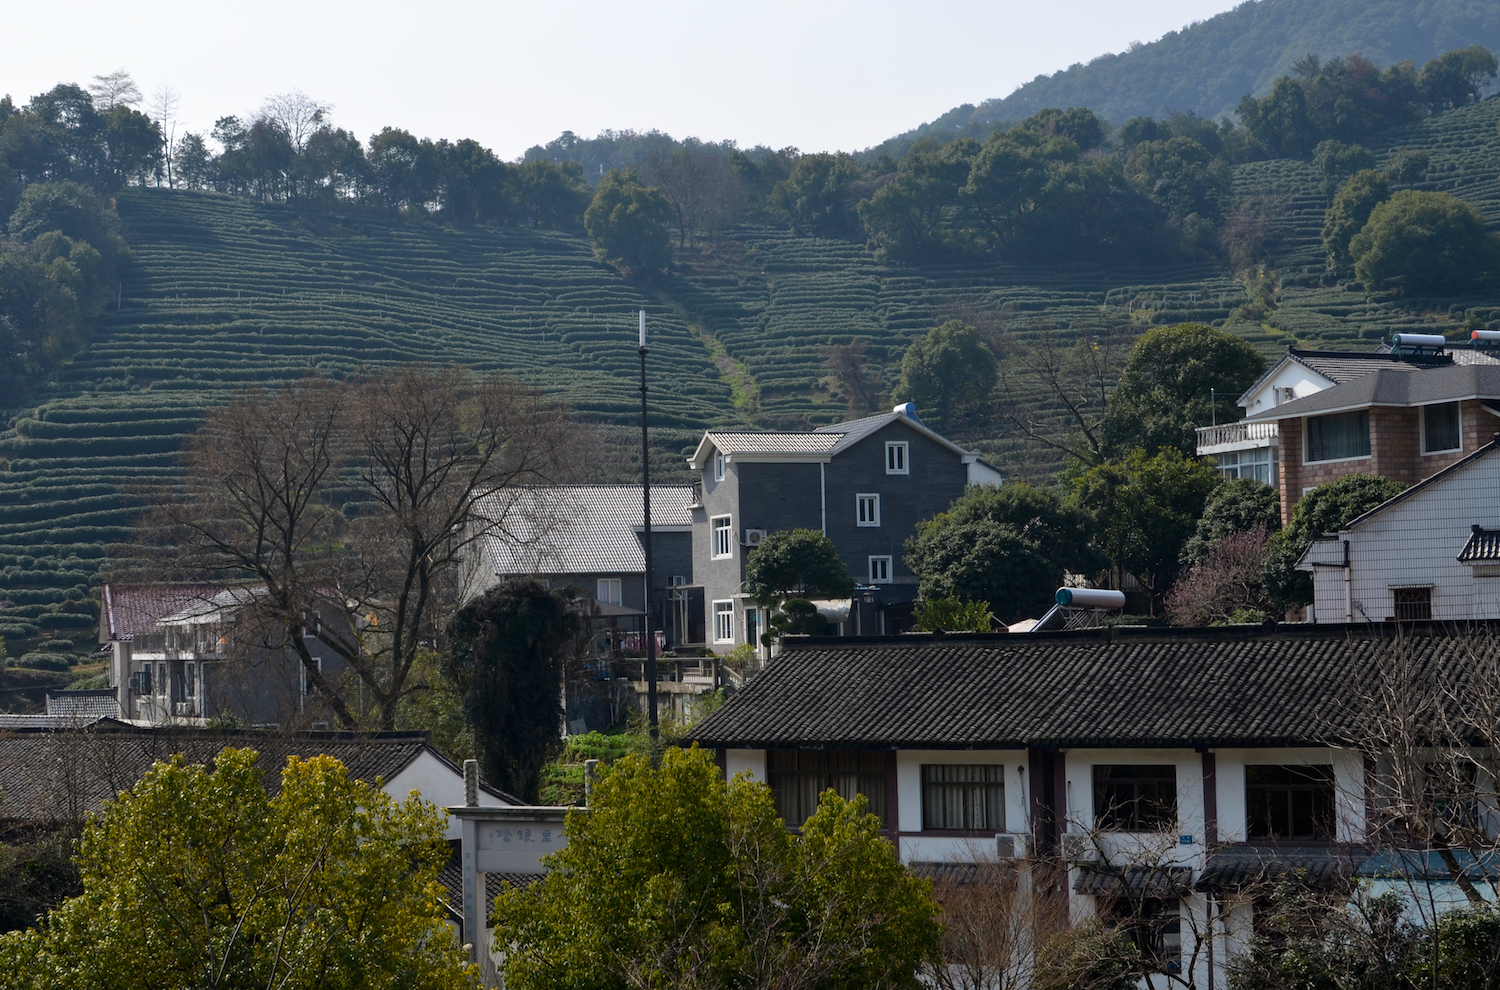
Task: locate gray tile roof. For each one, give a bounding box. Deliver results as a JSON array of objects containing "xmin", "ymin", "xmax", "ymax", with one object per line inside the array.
[
  {"xmin": 1247, "ymin": 365, "xmax": 1500, "ymax": 421},
  {"xmin": 1074, "ymin": 866, "xmax": 1193, "ymax": 897},
  {"xmin": 1458, "ymin": 525, "xmax": 1500, "ymax": 562},
  {"xmin": 0, "ymin": 725, "xmax": 511, "ymax": 823},
  {"xmin": 101, "ymin": 583, "xmax": 226, "ymax": 641},
  {"xmin": 475, "ymin": 485, "xmax": 695, "ymax": 577},
  {"xmin": 703, "ymin": 432, "xmax": 843, "ymax": 455},
  {"xmin": 45, "ymin": 690, "xmax": 120, "ymax": 719},
  {"xmin": 685, "ymin": 624, "xmax": 1496, "ymax": 751},
  {"xmin": 1197, "ymin": 845, "xmax": 1368, "ymax": 892},
  {"xmin": 1294, "ymin": 351, "xmax": 1416, "ymax": 384}
]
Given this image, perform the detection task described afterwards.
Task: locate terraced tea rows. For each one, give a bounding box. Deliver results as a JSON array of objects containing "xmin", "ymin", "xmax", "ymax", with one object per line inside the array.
[{"xmin": 9, "ymin": 96, "xmax": 1500, "ymax": 682}]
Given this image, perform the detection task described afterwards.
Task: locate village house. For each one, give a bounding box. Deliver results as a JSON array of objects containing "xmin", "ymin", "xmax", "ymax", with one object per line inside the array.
[
  {"xmin": 1299, "ymin": 435, "xmax": 1500, "ymax": 622},
  {"xmin": 1197, "ymin": 337, "xmax": 1500, "ymax": 524},
  {"xmin": 99, "ymin": 583, "xmax": 351, "ymax": 728},
  {"xmin": 685, "ymin": 623, "xmax": 1499, "ymax": 988},
  {"xmin": 686, "ymin": 404, "xmax": 1002, "ymax": 649}
]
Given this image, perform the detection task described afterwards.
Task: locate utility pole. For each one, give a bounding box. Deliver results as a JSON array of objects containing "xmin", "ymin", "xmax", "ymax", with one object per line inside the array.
[{"xmin": 638, "ymin": 310, "xmax": 659, "ymax": 737}]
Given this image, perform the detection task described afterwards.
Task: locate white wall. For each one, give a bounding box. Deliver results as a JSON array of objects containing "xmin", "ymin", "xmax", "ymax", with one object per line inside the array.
[
  {"xmin": 725, "ymin": 748, "xmax": 765, "ymax": 781},
  {"xmin": 1312, "ymin": 450, "xmax": 1500, "ymax": 623},
  {"xmin": 1210, "ymin": 747, "xmax": 1360, "ymax": 843},
  {"xmin": 1242, "ymin": 363, "xmax": 1334, "ymax": 416},
  {"xmin": 385, "ymin": 750, "xmax": 511, "ymax": 840}
]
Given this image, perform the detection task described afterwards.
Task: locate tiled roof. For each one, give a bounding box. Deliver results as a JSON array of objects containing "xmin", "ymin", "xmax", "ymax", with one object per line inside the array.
[
  {"xmin": 686, "ymin": 624, "xmax": 1493, "ymax": 750},
  {"xmin": 1458, "ymin": 525, "xmax": 1500, "ymax": 562},
  {"xmin": 1074, "ymin": 866, "xmax": 1193, "ymax": 897},
  {"xmin": 0, "ymin": 725, "xmax": 498, "ymax": 823},
  {"xmin": 1246, "ymin": 365, "xmax": 1500, "ymax": 421},
  {"xmin": 1197, "ymin": 845, "xmax": 1368, "ymax": 892},
  {"xmin": 45, "ymin": 690, "xmax": 120, "ymax": 719},
  {"xmin": 1294, "ymin": 351, "xmax": 1415, "ymax": 384},
  {"xmin": 475, "ymin": 485, "xmax": 695, "ymax": 577},
  {"xmin": 101, "ymin": 583, "xmax": 226, "ymax": 641},
  {"xmin": 438, "ymin": 847, "xmax": 543, "ymax": 921},
  {"xmin": 703, "ymin": 432, "xmax": 842, "ymax": 455}
]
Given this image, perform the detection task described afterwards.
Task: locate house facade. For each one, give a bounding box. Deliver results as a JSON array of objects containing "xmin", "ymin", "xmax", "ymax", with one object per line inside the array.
[
  {"xmin": 687, "ymin": 624, "xmax": 1494, "ymax": 987},
  {"xmin": 1300, "ymin": 437, "xmax": 1500, "ymax": 622},
  {"xmin": 463, "ymin": 485, "xmax": 698, "ymax": 645},
  {"xmin": 99, "ymin": 584, "xmax": 350, "ymax": 727},
  {"xmin": 685, "ymin": 405, "xmax": 1002, "ymax": 649},
  {"xmin": 1196, "ymin": 342, "xmax": 1500, "ymax": 513}
]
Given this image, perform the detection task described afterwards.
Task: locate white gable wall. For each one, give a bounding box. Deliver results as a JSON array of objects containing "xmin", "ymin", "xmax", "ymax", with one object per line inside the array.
[
  {"xmin": 383, "ymin": 750, "xmax": 512, "ymax": 839},
  {"xmin": 1241, "ymin": 362, "xmax": 1336, "ymax": 416},
  {"xmin": 1311, "ymin": 452, "xmax": 1500, "ymax": 623}
]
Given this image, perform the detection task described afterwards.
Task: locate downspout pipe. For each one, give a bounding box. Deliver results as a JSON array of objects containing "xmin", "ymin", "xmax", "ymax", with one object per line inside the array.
[
  {"xmin": 1343, "ymin": 539, "xmax": 1353, "ymax": 623},
  {"xmin": 820, "ymin": 462, "xmax": 827, "ymax": 535}
]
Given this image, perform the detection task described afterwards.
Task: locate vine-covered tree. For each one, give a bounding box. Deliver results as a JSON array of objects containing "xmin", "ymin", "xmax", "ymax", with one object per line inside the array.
[{"xmin": 444, "ymin": 579, "xmax": 579, "ymax": 801}]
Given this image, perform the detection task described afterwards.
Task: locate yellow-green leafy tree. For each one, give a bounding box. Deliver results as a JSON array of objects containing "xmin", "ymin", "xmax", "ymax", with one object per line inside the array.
[
  {"xmin": 0, "ymin": 748, "xmax": 476, "ymax": 990},
  {"xmin": 494, "ymin": 745, "xmax": 942, "ymax": 990}
]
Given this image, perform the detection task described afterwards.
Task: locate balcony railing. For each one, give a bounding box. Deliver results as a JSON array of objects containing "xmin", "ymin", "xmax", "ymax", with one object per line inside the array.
[{"xmin": 1196, "ymin": 421, "xmax": 1279, "ymax": 451}]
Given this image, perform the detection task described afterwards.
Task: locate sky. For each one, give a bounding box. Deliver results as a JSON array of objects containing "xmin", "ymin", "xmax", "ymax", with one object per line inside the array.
[{"xmin": 6, "ymin": 0, "xmax": 1244, "ymax": 159}]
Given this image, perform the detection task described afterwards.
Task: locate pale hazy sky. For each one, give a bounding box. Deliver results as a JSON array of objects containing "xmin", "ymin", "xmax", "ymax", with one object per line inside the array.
[{"xmin": 7, "ymin": 1, "xmax": 1242, "ymax": 158}]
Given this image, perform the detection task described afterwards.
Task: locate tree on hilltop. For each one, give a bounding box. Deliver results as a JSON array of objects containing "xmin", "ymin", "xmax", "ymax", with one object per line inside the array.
[{"xmin": 584, "ymin": 167, "xmax": 673, "ymax": 275}]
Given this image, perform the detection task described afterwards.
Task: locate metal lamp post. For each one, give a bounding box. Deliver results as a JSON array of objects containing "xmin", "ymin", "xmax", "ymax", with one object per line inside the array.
[{"xmin": 638, "ymin": 310, "xmax": 659, "ymax": 737}]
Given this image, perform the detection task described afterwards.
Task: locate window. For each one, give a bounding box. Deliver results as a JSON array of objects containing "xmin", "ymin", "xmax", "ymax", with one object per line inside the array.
[
  {"xmin": 596, "ymin": 578, "xmax": 622, "ymax": 605},
  {"xmin": 668, "ymin": 574, "xmax": 688, "ymax": 587},
  {"xmin": 1101, "ymin": 898, "xmax": 1181, "ymax": 973},
  {"xmin": 1306, "ymin": 411, "xmax": 1370, "ymax": 462},
  {"xmin": 1393, "ymin": 586, "xmax": 1432, "ymax": 621},
  {"xmin": 712, "ymin": 515, "xmax": 733, "ymax": 558},
  {"xmin": 1093, "ymin": 765, "xmax": 1178, "ymax": 831},
  {"xmin": 857, "ymin": 494, "xmax": 880, "ymax": 527},
  {"xmin": 922, "ymin": 764, "xmax": 1005, "ymax": 831},
  {"xmin": 300, "ymin": 655, "xmax": 323, "ymax": 710},
  {"xmin": 1422, "ymin": 402, "xmax": 1461, "ymax": 454},
  {"xmin": 769, "ymin": 749, "xmax": 887, "ymax": 827},
  {"xmin": 1423, "ymin": 760, "xmax": 1481, "ymax": 836},
  {"xmin": 886, "ymin": 441, "xmax": 909, "ymax": 475},
  {"xmin": 1246, "ymin": 765, "xmax": 1336, "ymax": 839},
  {"xmin": 869, "ymin": 555, "xmax": 892, "ymax": 584},
  {"xmin": 713, "ymin": 600, "xmax": 735, "ymax": 643},
  {"xmin": 1213, "ymin": 447, "xmax": 1274, "ymax": 484},
  {"xmin": 713, "ymin": 450, "xmax": 726, "ymax": 482}
]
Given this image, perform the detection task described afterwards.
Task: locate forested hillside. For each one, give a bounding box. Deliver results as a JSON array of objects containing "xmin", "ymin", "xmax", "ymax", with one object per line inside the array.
[
  {"xmin": 870, "ymin": 0, "xmax": 1500, "ymax": 159},
  {"xmin": 9, "ymin": 30, "xmax": 1500, "ymax": 694}
]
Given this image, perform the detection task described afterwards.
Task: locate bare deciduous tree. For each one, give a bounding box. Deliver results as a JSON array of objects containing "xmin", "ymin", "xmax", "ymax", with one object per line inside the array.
[
  {"xmin": 645, "ymin": 142, "xmax": 747, "ymax": 248},
  {"xmin": 926, "ymin": 853, "xmax": 1068, "ymax": 990},
  {"xmin": 996, "ymin": 319, "xmax": 1124, "ymax": 468},
  {"xmin": 140, "ymin": 367, "xmax": 577, "ymax": 730},
  {"xmin": 88, "ymin": 69, "xmax": 142, "ymax": 111},
  {"xmin": 822, "ymin": 338, "xmax": 884, "ymax": 417},
  {"xmin": 260, "ymin": 90, "xmax": 332, "ymax": 154}
]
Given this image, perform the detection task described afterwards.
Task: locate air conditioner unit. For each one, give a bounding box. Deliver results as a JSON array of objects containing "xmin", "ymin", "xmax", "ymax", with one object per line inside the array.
[
  {"xmin": 743, "ymin": 528, "xmax": 767, "ymax": 547},
  {"xmin": 996, "ymin": 833, "xmax": 1031, "ymax": 859},
  {"xmin": 1061, "ymin": 833, "xmax": 1099, "ymax": 864}
]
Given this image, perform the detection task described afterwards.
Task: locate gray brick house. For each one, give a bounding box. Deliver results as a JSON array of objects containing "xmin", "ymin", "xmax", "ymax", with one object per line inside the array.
[{"xmin": 685, "ymin": 405, "xmax": 1001, "ymax": 648}]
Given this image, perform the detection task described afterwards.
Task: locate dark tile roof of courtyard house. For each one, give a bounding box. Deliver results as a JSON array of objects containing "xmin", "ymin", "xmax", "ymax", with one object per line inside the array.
[
  {"xmin": 0, "ymin": 724, "xmax": 515, "ymax": 823},
  {"xmin": 685, "ymin": 623, "xmax": 1500, "ymax": 751},
  {"xmin": 1458, "ymin": 524, "xmax": 1500, "ymax": 563}
]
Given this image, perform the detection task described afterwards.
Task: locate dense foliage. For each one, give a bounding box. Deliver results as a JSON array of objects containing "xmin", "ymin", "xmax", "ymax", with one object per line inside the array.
[
  {"xmin": 445, "ymin": 579, "xmax": 580, "ymax": 801},
  {"xmin": 744, "ymin": 528, "xmax": 855, "ymax": 607},
  {"xmin": 1102, "ymin": 323, "xmax": 1266, "ymax": 458},
  {"xmin": 1070, "ymin": 448, "xmax": 1221, "ymax": 606},
  {"xmin": 1263, "ymin": 473, "xmax": 1408, "ymax": 609},
  {"xmin": 493, "ymin": 746, "xmax": 943, "ymax": 990},
  {"xmin": 1351, "ymin": 189, "xmax": 1500, "ymax": 294},
  {"xmin": 1180, "ymin": 478, "xmax": 1282, "ymax": 566},
  {"xmin": 0, "ymin": 748, "xmax": 471, "ymax": 990},
  {"xmin": 892, "ymin": 319, "xmax": 997, "ymax": 430},
  {"xmin": 582, "ymin": 167, "xmax": 673, "ymax": 275},
  {"xmin": 905, "ymin": 483, "xmax": 1096, "ymax": 623}
]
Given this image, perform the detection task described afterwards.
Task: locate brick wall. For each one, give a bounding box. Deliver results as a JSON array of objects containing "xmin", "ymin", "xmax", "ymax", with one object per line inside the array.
[{"xmin": 1275, "ymin": 400, "xmax": 1496, "ymax": 524}]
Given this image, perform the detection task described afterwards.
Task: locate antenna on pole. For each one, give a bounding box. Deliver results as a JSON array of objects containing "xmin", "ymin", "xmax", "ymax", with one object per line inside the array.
[{"xmin": 637, "ymin": 309, "xmax": 659, "ymax": 738}]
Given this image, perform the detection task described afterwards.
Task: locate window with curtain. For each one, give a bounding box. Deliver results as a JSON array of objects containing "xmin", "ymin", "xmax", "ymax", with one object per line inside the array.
[
  {"xmin": 921, "ymin": 764, "xmax": 1005, "ymax": 831},
  {"xmin": 768, "ymin": 750, "xmax": 886, "ymax": 827},
  {"xmin": 1422, "ymin": 402, "xmax": 1461, "ymax": 453},
  {"xmin": 1305, "ymin": 411, "xmax": 1370, "ymax": 461}
]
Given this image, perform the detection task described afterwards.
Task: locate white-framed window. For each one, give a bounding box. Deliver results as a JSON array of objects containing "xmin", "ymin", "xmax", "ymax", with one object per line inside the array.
[
  {"xmin": 857, "ymin": 494, "xmax": 881, "ymax": 527},
  {"xmin": 712, "ymin": 515, "xmax": 733, "ymax": 558},
  {"xmin": 886, "ymin": 441, "xmax": 909, "ymax": 475},
  {"xmin": 869, "ymin": 555, "xmax": 892, "ymax": 584},
  {"xmin": 1422, "ymin": 401, "xmax": 1462, "ymax": 454},
  {"xmin": 668, "ymin": 574, "xmax": 688, "ymax": 587},
  {"xmin": 596, "ymin": 578, "xmax": 622, "ymax": 605},
  {"xmin": 714, "ymin": 450, "xmax": 726, "ymax": 482},
  {"xmin": 713, "ymin": 600, "xmax": 735, "ymax": 643}
]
